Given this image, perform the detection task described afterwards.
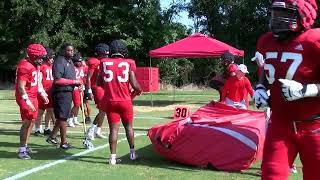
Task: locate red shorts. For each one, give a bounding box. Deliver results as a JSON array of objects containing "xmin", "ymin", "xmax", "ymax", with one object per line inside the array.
[
  {"xmin": 261, "ymin": 117, "xmax": 320, "ymax": 180},
  {"xmin": 16, "ymin": 98, "xmax": 38, "ymax": 121},
  {"xmin": 38, "ymin": 93, "xmax": 53, "ymax": 110},
  {"xmin": 72, "ymin": 89, "xmax": 83, "ymax": 107},
  {"xmin": 98, "ymin": 101, "xmax": 133, "ymax": 124},
  {"xmin": 92, "ymin": 86, "xmax": 104, "ymax": 105}
]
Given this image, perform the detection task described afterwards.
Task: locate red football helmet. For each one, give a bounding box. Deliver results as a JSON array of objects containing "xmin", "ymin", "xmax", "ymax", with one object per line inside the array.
[
  {"xmin": 270, "ymin": 0, "xmax": 318, "ymax": 36},
  {"xmin": 27, "ymin": 44, "xmax": 46, "ymax": 65}
]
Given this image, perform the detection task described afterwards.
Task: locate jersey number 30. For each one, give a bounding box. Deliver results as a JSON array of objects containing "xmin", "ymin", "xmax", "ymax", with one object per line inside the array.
[
  {"xmin": 103, "ymin": 62, "xmax": 129, "ymax": 82},
  {"xmin": 264, "ymin": 52, "xmax": 302, "ymax": 84}
]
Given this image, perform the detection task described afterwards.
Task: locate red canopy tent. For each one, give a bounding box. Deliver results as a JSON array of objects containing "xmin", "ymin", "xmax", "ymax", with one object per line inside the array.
[
  {"xmin": 149, "ymin": 33, "xmax": 244, "ymax": 58},
  {"xmin": 146, "ymin": 33, "xmax": 245, "ymax": 105}
]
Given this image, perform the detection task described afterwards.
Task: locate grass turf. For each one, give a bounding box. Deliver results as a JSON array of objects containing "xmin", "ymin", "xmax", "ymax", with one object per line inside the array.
[{"xmin": 0, "ymin": 90, "xmax": 302, "ymax": 179}]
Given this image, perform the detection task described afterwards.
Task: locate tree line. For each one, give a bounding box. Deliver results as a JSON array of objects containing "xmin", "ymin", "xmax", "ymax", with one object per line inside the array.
[{"xmin": 1, "ymin": 0, "xmax": 319, "ymax": 87}]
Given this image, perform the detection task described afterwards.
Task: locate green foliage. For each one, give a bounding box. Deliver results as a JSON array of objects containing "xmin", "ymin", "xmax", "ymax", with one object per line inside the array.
[
  {"xmin": 0, "ymin": 0, "xmax": 188, "ymax": 70},
  {"xmin": 191, "ymin": 58, "xmax": 221, "ymax": 85},
  {"xmin": 157, "ymin": 58, "xmax": 194, "ymax": 87}
]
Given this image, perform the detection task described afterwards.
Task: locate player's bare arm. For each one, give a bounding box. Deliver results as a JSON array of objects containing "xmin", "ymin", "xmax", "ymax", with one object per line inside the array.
[
  {"xmin": 37, "ymin": 73, "xmax": 49, "ymax": 104},
  {"xmin": 86, "ymin": 69, "xmax": 94, "ymax": 98},
  {"xmin": 96, "ymin": 72, "xmax": 103, "ymax": 87},
  {"xmin": 18, "ymin": 80, "xmax": 35, "ymax": 112},
  {"xmin": 129, "ymin": 71, "xmax": 142, "ymax": 99}
]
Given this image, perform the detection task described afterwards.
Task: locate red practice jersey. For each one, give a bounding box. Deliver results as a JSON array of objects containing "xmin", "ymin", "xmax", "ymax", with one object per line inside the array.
[
  {"xmin": 87, "ymin": 57, "xmax": 100, "ymax": 88},
  {"xmin": 99, "ymin": 57, "xmax": 136, "ymax": 101},
  {"xmin": 257, "ymin": 29, "xmax": 320, "ymax": 121},
  {"xmin": 74, "ymin": 65, "xmax": 86, "ymax": 81},
  {"xmin": 221, "ymin": 76, "xmax": 254, "ymax": 102},
  {"xmin": 15, "ymin": 59, "xmax": 39, "ymax": 100},
  {"xmin": 82, "ymin": 65, "xmax": 88, "ymax": 85},
  {"xmin": 39, "ymin": 63, "xmax": 53, "ymax": 92}
]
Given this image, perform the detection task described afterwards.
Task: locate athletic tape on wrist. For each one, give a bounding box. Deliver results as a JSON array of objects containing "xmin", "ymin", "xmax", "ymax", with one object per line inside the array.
[
  {"xmin": 40, "ymin": 91, "xmax": 47, "ymax": 97},
  {"xmin": 25, "ymin": 99, "xmax": 32, "ymax": 106},
  {"xmin": 22, "ymin": 94, "xmax": 29, "ymax": 100},
  {"xmin": 304, "ymin": 84, "xmax": 319, "ymax": 97}
]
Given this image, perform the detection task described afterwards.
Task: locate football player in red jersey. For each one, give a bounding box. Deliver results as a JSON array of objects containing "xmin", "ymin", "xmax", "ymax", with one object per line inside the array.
[
  {"xmin": 97, "ymin": 40, "xmax": 142, "ymax": 165},
  {"xmin": 34, "ymin": 48, "xmax": 56, "ymax": 136},
  {"xmin": 253, "ymin": 0, "xmax": 320, "ymax": 179},
  {"xmin": 68, "ymin": 53, "xmax": 85, "ymax": 127},
  {"xmin": 15, "ymin": 43, "xmax": 48, "ymax": 159},
  {"xmin": 85, "ymin": 44, "xmax": 109, "ymax": 140},
  {"xmin": 209, "ymin": 51, "xmax": 238, "ymax": 101},
  {"xmin": 221, "ymin": 64, "xmax": 253, "ymax": 109}
]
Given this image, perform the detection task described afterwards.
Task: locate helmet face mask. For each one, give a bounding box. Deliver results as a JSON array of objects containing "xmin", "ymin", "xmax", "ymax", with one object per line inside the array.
[
  {"xmin": 45, "ymin": 48, "xmax": 55, "ymax": 64},
  {"xmin": 269, "ymin": 1, "xmax": 302, "ymax": 39},
  {"xmin": 34, "ymin": 55, "xmax": 45, "ymax": 66},
  {"xmin": 72, "ymin": 53, "xmax": 83, "ymax": 67},
  {"xmin": 74, "ymin": 61, "xmax": 82, "ymax": 67}
]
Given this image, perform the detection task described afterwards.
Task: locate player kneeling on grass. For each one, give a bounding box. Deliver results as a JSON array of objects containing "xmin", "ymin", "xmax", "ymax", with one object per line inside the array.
[
  {"xmin": 34, "ymin": 48, "xmax": 56, "ymax": 136},
  {"xmin": 15, "ymin": 43, "xmax": 48, "ymax": 159},
  {"xmin": 96, "ymin": 40, "xmax": 142, "ymax": 165},
  {"xmin": 68, "ymin": 53, "xmax": 86, "ymax": 127}
]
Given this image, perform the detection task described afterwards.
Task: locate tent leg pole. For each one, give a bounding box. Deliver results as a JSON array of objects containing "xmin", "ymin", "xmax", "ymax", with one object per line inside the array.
[
  {"xmin": 149, "ymin": 57, "xmax": 153, "ymax": 108},
  {"xmin": 174, "ymin": 65, "xmax": 176, "ymax": 102}
]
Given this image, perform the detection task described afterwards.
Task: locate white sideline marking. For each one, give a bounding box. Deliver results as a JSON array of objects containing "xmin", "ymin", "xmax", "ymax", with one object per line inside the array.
[{"xmin": 4, "ymin": 134, "xmax": 143, "ymax": 180}]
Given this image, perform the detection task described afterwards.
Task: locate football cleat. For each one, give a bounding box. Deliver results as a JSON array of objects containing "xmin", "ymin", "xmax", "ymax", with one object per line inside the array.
[
  {"xmin": 73, "ymin": 119, "xmax": 80, "ymax": 125},
  {"xmin": 67, "ymin": 118, "xmax": 75, "ymax": 127},
  {"xmin": 43, "ymin": 129, "xmax": 52, "ymax": 135},
  {"xmin": 130, "ymin": 149, "xmax": 137, "ymax": 161},
  {"xmin": 18, "ymin": 151, "xmax": 31, "ymax": 160},
  {"xmin": 86, "ymin": 127, "xmax": 95, "ymax": 140},
  {"xmin": 34, "ymin": 130, "xmax": 41, "ymax": 136},
  {"xmin": 82, "ymin": 139, "xmax": 94, "ymax": 149},
  {"xmin": 85, "ymin": 116, "xmax": 92, "ymax": 124},
  {"xmin": 46, "ymin": 137, "xmax": 60, "ymax": 145},
  {"xmin": 60, "ymin": 142, "xmax": 73, "ymax": 150}
]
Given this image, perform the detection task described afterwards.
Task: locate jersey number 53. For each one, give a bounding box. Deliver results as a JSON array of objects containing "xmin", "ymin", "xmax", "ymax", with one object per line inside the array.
[{"xmin": 102, "ymin": 62, "xmax": 129, "ymax": 83}]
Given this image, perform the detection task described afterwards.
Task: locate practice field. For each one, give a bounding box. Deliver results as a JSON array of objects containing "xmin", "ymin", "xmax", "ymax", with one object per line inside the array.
[{"xmin": 0, "ymin": 90, "xmax": 302, "ymax": 180}]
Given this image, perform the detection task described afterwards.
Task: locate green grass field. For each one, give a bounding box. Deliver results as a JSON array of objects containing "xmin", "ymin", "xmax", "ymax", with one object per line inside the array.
[{"xmin": 0, "ymin": 90, "xmax": 302, "ymax": 180}]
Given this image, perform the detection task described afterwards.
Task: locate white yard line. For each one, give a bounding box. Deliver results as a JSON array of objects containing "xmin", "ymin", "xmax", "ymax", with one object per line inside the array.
[{"xmin": 4, "ymin": 134, "xmax": 144, "ymax": 180}]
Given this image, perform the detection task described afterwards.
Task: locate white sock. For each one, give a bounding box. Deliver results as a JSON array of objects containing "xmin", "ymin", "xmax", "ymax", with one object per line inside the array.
[
  {"xmin": 74, "ymin": 117, "xmax": 78, "ymax": 122},
  {"xmin": 91, "ymin": 124, "xmax": 97, "ymax": 129},
  {"xmin": 35, "ymin": 128, "xmax": 41, "ymax": 132},
  {"xmin": 110, "ymin": 154, "xmax": 116, "ymax": 159},
  {"xmin": 44, "ymin": 127, "xmax": 50, "ymax": 131},
  {"xmin": 96, "ymin": 127, "xmax": 101, "ymax": 135}
]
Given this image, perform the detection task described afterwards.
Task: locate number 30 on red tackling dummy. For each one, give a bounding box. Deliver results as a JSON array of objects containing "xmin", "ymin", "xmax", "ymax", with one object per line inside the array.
[{"xmin": 173, "ymin": 105, "xmax": 191, "ymax": 121}]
